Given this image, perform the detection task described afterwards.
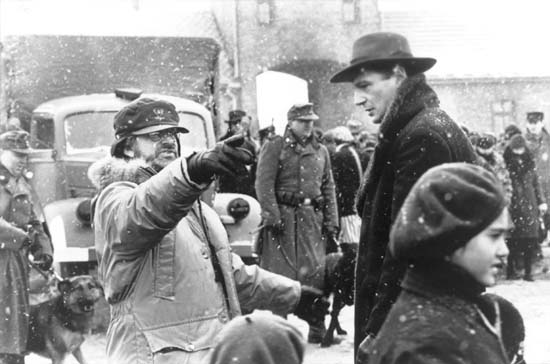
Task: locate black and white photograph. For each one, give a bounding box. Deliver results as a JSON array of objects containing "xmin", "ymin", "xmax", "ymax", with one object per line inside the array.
[{"xmin": 0, "ymin": 0, "xmax": 549, "ymax": 363}]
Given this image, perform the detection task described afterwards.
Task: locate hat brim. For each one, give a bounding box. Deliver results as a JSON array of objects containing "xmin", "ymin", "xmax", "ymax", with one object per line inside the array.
[
  {"xmin": 110, "ymin": 125, "xmax": 189, "ymax": 157},
  {"xmin": 294, "ymin": 115, "xmax": 319, "ymax": 121},
  {"xmin": 329, "ymin": 57, "xmax": 437, "ymax": 83},
  {"xmin": 131, "ymin": 124, "xmax": 189, "ymax": 135}
]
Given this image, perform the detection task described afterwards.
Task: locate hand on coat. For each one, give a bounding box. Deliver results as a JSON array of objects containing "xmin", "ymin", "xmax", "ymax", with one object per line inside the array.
[
  {"xmin": 294, "ymin": 285, "xmax": 329, "ymax": 325},
  {"xmin": 356, "ymin": 334, "xmax": 376, "ymax": 364},
  {"xmin": 187, "ymin": 134, "xmax": 254, "ymax": 184}
]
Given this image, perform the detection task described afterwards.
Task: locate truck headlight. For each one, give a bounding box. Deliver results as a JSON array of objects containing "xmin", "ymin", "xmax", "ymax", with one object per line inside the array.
[
  {"xmin": 76, "ymin": 199, "xmax": 92, "ymax": 225},
  {"xmin": 227, "ymin": 198, "xmax": 250, "ymax": 221}
]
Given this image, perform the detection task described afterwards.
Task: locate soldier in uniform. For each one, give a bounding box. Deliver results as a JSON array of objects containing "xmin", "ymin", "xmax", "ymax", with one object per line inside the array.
[
  {"xmin": 0, "ymin": 130, "xmax": 53, "ymax": 364},
  {"xmin": 255, "ymin": 103, "xmax": 339, "ymax": 343},
  {"xmin": 218, "ymin": 110, "xmax": 257, "ymax": 197}
]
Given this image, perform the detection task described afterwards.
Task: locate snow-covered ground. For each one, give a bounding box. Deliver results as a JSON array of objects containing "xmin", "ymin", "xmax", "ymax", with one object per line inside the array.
[{"xmin": 27, "ymin": 255, "xmax": 550, "ymax": 364}]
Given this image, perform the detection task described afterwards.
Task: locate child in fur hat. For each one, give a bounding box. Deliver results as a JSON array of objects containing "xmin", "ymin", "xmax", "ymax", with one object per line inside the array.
[{"xmin": 359, "ymin": 163, "xmax": 518, "ymax": 364}]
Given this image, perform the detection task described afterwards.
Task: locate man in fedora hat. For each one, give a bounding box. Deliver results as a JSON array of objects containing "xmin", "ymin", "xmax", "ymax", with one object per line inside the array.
[
  {"xmin": 218, "ymin": 110, "xmax": 257, "ymax": 197},
  {"xmin": 255, "ymin": 102, "xmax": 338, "ymax": 343},
  {"xmin": 330, "ymin": 32, "xmax": 478, "ymax": 357},
  {"xmin": 0, "ymin": 130, "xmax": 53, "ymax": 364}
]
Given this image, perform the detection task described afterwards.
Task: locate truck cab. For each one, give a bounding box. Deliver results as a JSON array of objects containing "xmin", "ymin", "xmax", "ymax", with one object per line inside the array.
[{"xmin": 28, "ymin": 90, "xmax": 260, "ymax": 276}]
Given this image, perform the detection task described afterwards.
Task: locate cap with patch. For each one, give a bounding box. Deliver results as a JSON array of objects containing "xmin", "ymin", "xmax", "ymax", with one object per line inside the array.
[
  {"xmin": 111, "ymin": 98, "xmax": 188, "ymax": 156},
  {"xmin": 287, "ymin": 103, "xmax": 319, "ymax": 121},
  {"xmin": 0, "ymin": 130, "xmax": 32, "ymax": 154}
]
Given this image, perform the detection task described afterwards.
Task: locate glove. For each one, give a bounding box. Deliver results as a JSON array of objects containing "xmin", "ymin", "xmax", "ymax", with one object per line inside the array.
[
  {"xmin": 267, "ymin": 220, "xmax": 285, "ymax": 235},
  {"xmin": 187, "ymin": 134, "xmax": 254, "ymax": 184},
  {"xmin": 356, "ymin": 334, "xmax": 376, "ymax": 364},
  {"xmin": 324, "ymin": 227, "xmax": 340, "ymax": 254},
  {"xmin": 294, "ymin": 285, "xmax": 329, "ymax": 325},
  {"xmin": 539, "ymin": 203, "xmax": 548, "ymax": 214},
  {"xmin": 34, "ymin": 253, "xmax": 53, "ymax": 271}
]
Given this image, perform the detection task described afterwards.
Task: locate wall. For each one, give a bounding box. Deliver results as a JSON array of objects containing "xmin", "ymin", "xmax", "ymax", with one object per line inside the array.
[{"xmin": 431, "ymin": 77, "xmax": 550, "ymax": 134}]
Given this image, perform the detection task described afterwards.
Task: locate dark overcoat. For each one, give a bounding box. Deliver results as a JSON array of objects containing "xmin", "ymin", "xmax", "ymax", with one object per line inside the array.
[
  {"xmin": 525, "ymin": 129, "xmax": 550, "ymax": 204},
  {"xmin": 354, "ymin": 74, "xmax": 478, "ymax": 350},
  {"xmin": 332, "ymin": 143, "xmax": 362, "ymax": 217},
  {"xmin": 255, "ymin": 128, "xmax": 338, "ymax": 289},
  {"xmin": 504, "ymin": 147, "xmax": 544, "ymax": 239},
  {"xmin": 0, "ymin": 163, "xmax": 52, "ymax": 355},
  {"xmin": 363, "ymin": 264, "xmax": 509, "ymax": 364}
]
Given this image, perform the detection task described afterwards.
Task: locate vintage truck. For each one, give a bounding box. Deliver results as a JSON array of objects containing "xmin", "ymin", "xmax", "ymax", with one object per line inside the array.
[{"xmin": 27, "ymin": 89, "xmax": 260, "ymax": 277}]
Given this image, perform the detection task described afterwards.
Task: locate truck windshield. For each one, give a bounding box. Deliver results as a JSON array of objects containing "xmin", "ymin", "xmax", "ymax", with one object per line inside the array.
[{"xmin": 64, "ymin": 111, "xmax": 208, "ymax": 156}]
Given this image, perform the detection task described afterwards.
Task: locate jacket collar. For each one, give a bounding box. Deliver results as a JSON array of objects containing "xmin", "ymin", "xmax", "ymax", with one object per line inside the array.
[
  {"xmin": 87, "ymin": 157, "xmax": 157, "ymax": 192},
  {"xmin": 378, "ymin": 73, "xmax": 439, "ymax": 146},
  {"xmin": 402, "ymin": 261, "xmax": 486, "ymax": 305},
  {"xmin": 283, "ymin": 127, "xmax": 320, "ymax": 149}
]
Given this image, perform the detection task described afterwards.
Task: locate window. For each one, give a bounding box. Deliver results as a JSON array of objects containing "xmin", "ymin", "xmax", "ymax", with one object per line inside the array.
[
  {"xmin": 63, "ymin": 111, "xmax": 207, "ymax": 157},
  {"xmin": 30, "ymin": 116, "xmax": 55, "ymax": 149},
  {"xmin": 491, "ymin": 99, "xmax": 515, "ymax": 132},
  {"xmin": 342, "ymin": 0, "xmax": 360, "ymax": 24},
  {"xmin": 257, "ymin": 0, "xmax": 274, "ymax": 25}
]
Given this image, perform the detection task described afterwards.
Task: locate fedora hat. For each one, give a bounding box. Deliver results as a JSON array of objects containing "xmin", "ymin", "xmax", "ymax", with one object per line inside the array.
[{"xmin": 330, "ymin": 32, "xmax": 436, "ymax": 83}]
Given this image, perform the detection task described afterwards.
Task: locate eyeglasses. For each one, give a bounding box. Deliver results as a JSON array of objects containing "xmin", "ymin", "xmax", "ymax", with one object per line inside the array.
[{"xmin": 145, "ymin": 130, "xmax": 177, "ymax": 142}]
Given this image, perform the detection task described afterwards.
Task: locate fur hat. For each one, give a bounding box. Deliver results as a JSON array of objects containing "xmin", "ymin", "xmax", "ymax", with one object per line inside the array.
[
  {"xmin": 390, "ymin": 163, "xmax": 507, "ymax": 262},
  {"xmin": 209, "ymin": 312, "xmax": 305, "ymax": 364}
]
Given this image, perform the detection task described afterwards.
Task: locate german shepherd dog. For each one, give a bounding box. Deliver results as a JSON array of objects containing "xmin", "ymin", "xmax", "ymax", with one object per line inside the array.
[
  {"xmin": 27, "ymin": 275, "xmax": 103, "ymax": 364},
  {"xmin": 321, "ymin": 243, "xmax": 357, "ymax": 347}
]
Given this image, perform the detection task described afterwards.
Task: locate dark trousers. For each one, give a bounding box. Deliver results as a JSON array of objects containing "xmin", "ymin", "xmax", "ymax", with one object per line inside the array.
[{"xmin": 506, "ymin": 237, "xmax": 537, "ymax": 278}]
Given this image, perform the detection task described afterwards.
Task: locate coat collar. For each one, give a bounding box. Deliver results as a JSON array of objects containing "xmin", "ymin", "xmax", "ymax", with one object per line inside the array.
[
  {"xmin": 87, "ymin": 157, "xmax": 157, "ymax": 192},
  {"xmin": 402, "ymin": 261, "xmax": 486, "ymax": 307},
  {"xmin": 283, "ymin": 127, "xmax": 320, "ymax": 149},
  {"xmin": 377, "ymin": 73, "xmax": 439, "ymax": 146}
]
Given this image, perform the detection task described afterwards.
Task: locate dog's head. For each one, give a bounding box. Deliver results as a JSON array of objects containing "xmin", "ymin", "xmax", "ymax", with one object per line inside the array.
[
  {"xmin": 58, "ymin": 275, "xmax": 104, "ymax": 315},
  {"xmin": 337, "ymin": 243, "xmax": 358, "ymax": 306}
]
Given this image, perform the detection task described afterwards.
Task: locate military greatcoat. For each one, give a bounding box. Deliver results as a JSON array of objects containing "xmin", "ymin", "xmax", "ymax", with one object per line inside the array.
[
  {"xmin": 255, "ymin": 128, "xmax": 338, "ymax": 289},
  {"xmin": 0, "ymin": 163, "xmax": 52, "ymax": 355}
]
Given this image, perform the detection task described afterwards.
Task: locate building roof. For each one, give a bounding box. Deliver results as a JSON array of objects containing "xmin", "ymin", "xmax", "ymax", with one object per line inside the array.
[{"xmin": 380, "ymin": 0, "xmax": 550, "ymax": 78}]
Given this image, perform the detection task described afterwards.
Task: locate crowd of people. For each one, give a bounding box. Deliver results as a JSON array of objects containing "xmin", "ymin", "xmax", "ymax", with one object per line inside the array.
[{"xmin": 1, "ymin": 30, "xmax": 544, "ymax": 364}]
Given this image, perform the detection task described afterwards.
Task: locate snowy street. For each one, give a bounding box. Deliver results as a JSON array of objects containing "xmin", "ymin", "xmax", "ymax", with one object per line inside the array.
[{"xmin": 27, "ymin": 271, "xmax": 550, "ymax": 364}]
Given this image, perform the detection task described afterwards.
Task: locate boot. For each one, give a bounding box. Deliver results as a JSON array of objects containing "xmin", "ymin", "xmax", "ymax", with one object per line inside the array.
[{"xmin": 307, "ymin": 322, "xmax": 327, "ymax": 344}]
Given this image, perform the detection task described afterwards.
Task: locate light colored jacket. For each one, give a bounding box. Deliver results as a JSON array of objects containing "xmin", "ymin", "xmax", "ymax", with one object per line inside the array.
[{"xmin": 90, "ymin": 157, "xmax": 300, "ymax": 364}]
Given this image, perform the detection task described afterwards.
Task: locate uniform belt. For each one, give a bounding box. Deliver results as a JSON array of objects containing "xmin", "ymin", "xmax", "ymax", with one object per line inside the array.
[{"xmin": 276, "ymin": 191, "xmax": 323, "ymax": 208}]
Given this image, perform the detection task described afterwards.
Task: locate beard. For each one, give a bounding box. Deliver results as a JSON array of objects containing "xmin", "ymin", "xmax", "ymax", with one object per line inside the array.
[
  {"xmin": 132, "ymin": 140, "xmax": 178, "ymax": 172},
  {"xmin": 151, "ymin": 142, "xmax": 178, "ymax": 172}
]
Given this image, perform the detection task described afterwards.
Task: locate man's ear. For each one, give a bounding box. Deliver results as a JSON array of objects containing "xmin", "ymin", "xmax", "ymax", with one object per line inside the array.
[{"xmin": 392, "ymin": 64, "xmax": 408, "ymax": 80}]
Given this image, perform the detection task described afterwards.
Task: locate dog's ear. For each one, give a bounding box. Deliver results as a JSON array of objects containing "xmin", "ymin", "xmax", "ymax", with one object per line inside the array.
[{"xmin": 58, "ymin": 280, "xmax": 72, "ymax": 294}]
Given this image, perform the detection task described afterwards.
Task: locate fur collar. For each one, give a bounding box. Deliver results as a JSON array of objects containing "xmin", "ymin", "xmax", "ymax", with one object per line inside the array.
[
  {"xmin": 88, "ymin": 157, "xmax": 156, "ymax": 191},
  {"xmin": 378, "ymin": 73, "xmax": 439, "ymax": 146}
]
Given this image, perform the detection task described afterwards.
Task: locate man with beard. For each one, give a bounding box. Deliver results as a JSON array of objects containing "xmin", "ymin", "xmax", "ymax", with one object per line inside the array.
[
  {"xmin": 329, "ymin": 32, "xmax": 477, "ymax": 360},
  {"xmin": 88, "ymin": 98, "xmax": 328, "ymax": 364},
  {"xmin": 255, "ymin": 103, "xmax": 338, "ymax": 343},
  {"xmin": 0, "ymin": 130, "xmax": 53, "ymax": 364}
]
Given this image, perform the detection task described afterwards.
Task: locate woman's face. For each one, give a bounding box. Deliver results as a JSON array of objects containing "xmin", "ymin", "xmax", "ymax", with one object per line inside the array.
[{"xmin": 449, "ymin": 209, "xmax": 511, "ymax": 287}]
